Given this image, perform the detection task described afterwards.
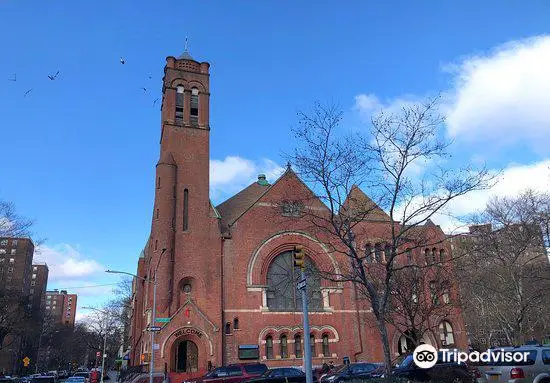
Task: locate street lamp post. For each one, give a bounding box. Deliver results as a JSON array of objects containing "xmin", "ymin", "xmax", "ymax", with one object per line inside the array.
[{"xmin": 107, "ymin": 248, "xmax": 165, "ymax": 383}]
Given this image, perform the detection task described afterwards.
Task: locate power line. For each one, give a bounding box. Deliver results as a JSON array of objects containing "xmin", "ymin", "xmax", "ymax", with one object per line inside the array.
[{"xmin": 53, "ymin": 283, "xmax": 119, "ymax": 289}]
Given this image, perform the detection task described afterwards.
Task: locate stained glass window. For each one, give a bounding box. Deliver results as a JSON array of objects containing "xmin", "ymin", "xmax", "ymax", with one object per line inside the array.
[{"xmin": 266, "ymin": 251, "xmax": 322, "ymax": 311}]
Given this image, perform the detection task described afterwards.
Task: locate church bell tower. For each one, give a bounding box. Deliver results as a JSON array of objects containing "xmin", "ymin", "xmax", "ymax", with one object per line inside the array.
[{"xmin": 149, "ymin": 44, "xmax": 219, "ymax": 316}]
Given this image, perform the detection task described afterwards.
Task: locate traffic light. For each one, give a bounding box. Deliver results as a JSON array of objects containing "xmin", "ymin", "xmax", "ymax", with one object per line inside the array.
[{"xmin": 293, "ymin": 245, "xmax": 306, "ymax": 270}]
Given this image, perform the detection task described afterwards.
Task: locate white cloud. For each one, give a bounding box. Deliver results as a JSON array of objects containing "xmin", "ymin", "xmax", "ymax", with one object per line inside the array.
[
  {"xmin": 354, "ymin": 93, "xmax": 421, "ymax": 121},
  {"xmin": 75, "ymin": 311, "xmax": 91, "ymax": 323},
  {"xmin": 34, "ymin": 244, "xmax": 105, "ymax": 281},
  {"xmin": 210, "ymin": 156, "xmax": 284, "ymax": 202},
  {"xmin": 425, "ymin": 159, "xmax": 550, "ymax": 233},
  {"xmin": 444, "ymin": 35, "xmax": 550, "ymax": 152},
  {"xmin": 210, "ymin": 156, "xmax": 257, "ymax": 187}
]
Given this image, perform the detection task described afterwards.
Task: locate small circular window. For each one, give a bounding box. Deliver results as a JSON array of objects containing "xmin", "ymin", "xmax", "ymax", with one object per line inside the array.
[{"xmin": 183, "ymin": 284, "xmax": 192, "ymax": 293}]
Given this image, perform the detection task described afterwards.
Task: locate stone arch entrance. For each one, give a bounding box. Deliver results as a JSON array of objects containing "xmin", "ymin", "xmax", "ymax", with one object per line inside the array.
[
  {"xmin": 165, "ymin": 327, "xmax": 212, "ymax": 373},
  {"xmin": 175, "ymin": 339, "xmax": 199, "ymax": 372}
]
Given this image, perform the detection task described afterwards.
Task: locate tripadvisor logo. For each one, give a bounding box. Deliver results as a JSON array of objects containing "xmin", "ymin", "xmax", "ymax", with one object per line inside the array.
[
  {"xmin": 412, "ymin": 345, "xmax": 531, "ymax": 369},
  {"xmin": 413, "ymin": 344, "xmax": 438, "ymax": 368}
]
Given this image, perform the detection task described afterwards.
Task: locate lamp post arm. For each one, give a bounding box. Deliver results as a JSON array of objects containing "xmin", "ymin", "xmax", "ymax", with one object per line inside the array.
[{"xmin": 105, "ymin": 270, "xmax": 147, "ymax": 281}]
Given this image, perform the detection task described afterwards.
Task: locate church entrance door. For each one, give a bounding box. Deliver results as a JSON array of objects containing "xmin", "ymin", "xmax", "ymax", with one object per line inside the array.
[{"xmin": 176, "ymin": 340, "xmax": 199, "ymax": 372}]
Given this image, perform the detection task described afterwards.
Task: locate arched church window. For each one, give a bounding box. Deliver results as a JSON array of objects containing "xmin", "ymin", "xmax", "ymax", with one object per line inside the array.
[
  {"xmin": 439, "ymin": 321, "xmax": 455, "ymax": 346},
  {"xmin": 364, "ymin": 243, "xmax": 372, "ymax": 263},
  {"xmin": 280, "ymin": 335, "xmax": 288, "ymax": 358},
  {"xmin": 190, "ymin": 88, "xmax": 199, "ymax": 125},
  {"xmin": 406, "ymin": 248, "xmax": 412, "ymax": 264},
  {"xmin": 265, "ymin": 336, "xmax": 273, "ymax": 359},
  {"xmin": 266, "ymin": 250, "xmax": 322, "ymax": 311},
  {"xmin": 374, "ymin": 244, "xmax": 382, "ymax": 262},
  {"xmin": 176, "ymin": 86, "xmax": 184, "ymax": 123},
  {"xmin": 233, "ymin": 317, "xmax": 239, "ymax": 330},
  {"xmin": 384, "ymin": 245, "xmax": 391, "ymax": 262},
  {"xmin": 322, "ymin": 334, "xmax": 330, "ymax": 357},
  {"xmin": 224, "ymin": 322, "xmax": 231, "ymax": 335},
  {"xmin": 294, "ymin": 334, "xmax": 302, "ymax": 358},
  {"xmin": 182, "ymin": 283, "xmax": 192, "ymax": 294},
  {"xmin": 183, "ymin": 189, "xmax": 189, "ymax": 231}
]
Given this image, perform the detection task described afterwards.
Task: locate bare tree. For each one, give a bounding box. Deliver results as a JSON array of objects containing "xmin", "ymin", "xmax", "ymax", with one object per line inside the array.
[
  {"xmin": 288, "ymin": 98, "xmax": 493, "ymax": 379},
  {"xmin": 385, "ymin": 262, "xmax": 457, "ymax": 354},
  {"xmin": 79, "ymin": 307, "xmax": 125, "ymax": 370},
  {"xmin": 106, "ymin": 278, "xmax": 133, "ymax": 353},
  {"xmin": 454, "ymin": 191, "xmax": 550, "ymax": 348},
  {"xmin": 0, "ymin": 200, "xmax": 34, "ymax": 238},
  {"xmin": 0, "ymin": 290, "xmax": 33, "ymax": 351}
]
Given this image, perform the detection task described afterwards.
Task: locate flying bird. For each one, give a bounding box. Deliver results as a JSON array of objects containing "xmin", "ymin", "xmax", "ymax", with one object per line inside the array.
[
  {"xmin": 24, "ymin": 89, "xmax": 33, "ymax": 97},
  {"xmin": 141, "ymin": 87, "xmax": 147, "ymax": 94},
  {"xmin": 153, "ymin": 98, "xmax": 159, "ymax": 106},
  {"xmin": 48, "ymin": 71, "xmax": 60, "ymax": 80},
  {"xmin": 120, "ymin": 57, "xmax": 125, "ymax": 64},
  {"xmin": 8, "ymin": 73, "xmax": 16, "ymax": 82}
]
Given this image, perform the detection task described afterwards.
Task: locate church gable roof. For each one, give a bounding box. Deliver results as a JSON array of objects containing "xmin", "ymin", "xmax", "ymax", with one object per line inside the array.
[
  {"xmin": 256, "ymin": 167, "xmax": 327, "ymax": 209},
  {"xmin": 216, "ymin": 178, "xmax": 271, "ymax": 233},
  {"xmin": 341, "ymin": 184, "xmax": 390, "ymax": 221},
  {"xmin": 215, "ymin": 167, "xmax": 328, "ymax": 234}
]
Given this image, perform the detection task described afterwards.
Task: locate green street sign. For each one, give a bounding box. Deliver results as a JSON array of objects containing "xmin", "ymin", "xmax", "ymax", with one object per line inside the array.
[{"xmin": 156, "ymin": 318, "xmax": 171, "ymax": 323}]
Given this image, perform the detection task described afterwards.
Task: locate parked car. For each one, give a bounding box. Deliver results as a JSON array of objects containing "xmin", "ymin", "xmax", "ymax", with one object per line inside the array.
[
  {"xmin": 319, "ymin": 363, "xmax": 380, "ymax": 383},
  {"xmin": 58, "ymin": 371, "xmax": 69, "ymax": 380},
  {"xmin": 71, "ymin": 372, "xmax": 89, "ymax": 383},
  {"xmin": 66, "ymin": 377, "xmax": 86, "ymax": 383},
  {"xmin": 191, "ymin": 364, "xmax": 268, "ymax": 383},
  {"xmin": 30, "ymin": 376, "xmax": 56, "ymax": 383},
  {"xmin": 246, "ymin": 367, "xmax": 317, "ymax": 383},
  {"xmin": 476, "ymin": 345, "xmax": 550, "ymax": 383},
  {"xmin": 0, "ymin": 377, "xmax": 13, "ymax": 383},
  {"xmin": 390, "ymin": 353, "xmax": 474, "ymax": 383}
]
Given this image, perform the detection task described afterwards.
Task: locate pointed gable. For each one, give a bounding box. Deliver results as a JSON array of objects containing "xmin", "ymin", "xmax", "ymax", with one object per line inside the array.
[
  {"xmin": 215, "ymin": 168, "xmax": 329, "ymax": 234},
  {"xmin": 256, "ymin": 167, "xmax": 328, "ymax": 211},
  {"xmin": 216, "ymin": 179, "xmax": 271, "ymax": 234},
  {"xmin": 341, "ymin": 184, "xmax": 390, "ymax": 221}
]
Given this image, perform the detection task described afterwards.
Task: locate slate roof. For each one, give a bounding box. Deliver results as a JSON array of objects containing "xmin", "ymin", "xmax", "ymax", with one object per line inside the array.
[{"xmin": 215, "ymin": 180, "xmax": 271, "ymax": 234}]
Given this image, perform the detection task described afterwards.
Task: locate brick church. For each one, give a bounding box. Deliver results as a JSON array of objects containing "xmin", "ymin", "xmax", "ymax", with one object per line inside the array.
[{"xmin": 128, "ymin": 47, "xmax": 468, "ymax": 375}]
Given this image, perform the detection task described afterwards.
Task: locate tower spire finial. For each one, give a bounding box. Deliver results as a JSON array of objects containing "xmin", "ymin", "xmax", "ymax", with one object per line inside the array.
[{"xmin": 178, "ymin": 36, "xmax": 194, "ymax": 60}]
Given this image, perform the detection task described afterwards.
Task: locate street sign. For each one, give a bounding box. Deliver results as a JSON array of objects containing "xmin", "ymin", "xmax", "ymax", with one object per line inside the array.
[
  {"xmin": 153, "ymin": 343, "xmax": 160, "ymax": 350},
  {"xmin": 96, "ymin": 351, "xmax": 101, "ymax": 357},
  {"xmin": 156, "ymin": 318, "xmax": 171, "ymax": 323},
  {"xmin": 297, "ymin": 278, "xmax": 306, "ymax": 291},
  {"xmin": 23, "ymin": 356, "xmax": 30, "ymax": 367},
  {"xmin": 148, "ymin": 326, "xmax": 162, "ymax": 332}
]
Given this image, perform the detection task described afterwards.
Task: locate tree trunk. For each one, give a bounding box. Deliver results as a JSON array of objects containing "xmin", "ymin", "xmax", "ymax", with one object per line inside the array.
[{"xmin": 375, "ymin": 314, "xmax": 393, "ymax": 383}]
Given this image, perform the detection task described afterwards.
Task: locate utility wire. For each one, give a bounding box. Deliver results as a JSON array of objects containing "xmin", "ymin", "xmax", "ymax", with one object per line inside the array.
[{"xmin": 53, "ymin": 283, "xmax": 119, "ymax": 289}]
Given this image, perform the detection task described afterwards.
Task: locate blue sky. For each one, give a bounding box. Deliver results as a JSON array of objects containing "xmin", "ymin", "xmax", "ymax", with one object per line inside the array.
[{"xmin": 1, "ymin": 0, "xmax": 549, "ymax": 316}]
